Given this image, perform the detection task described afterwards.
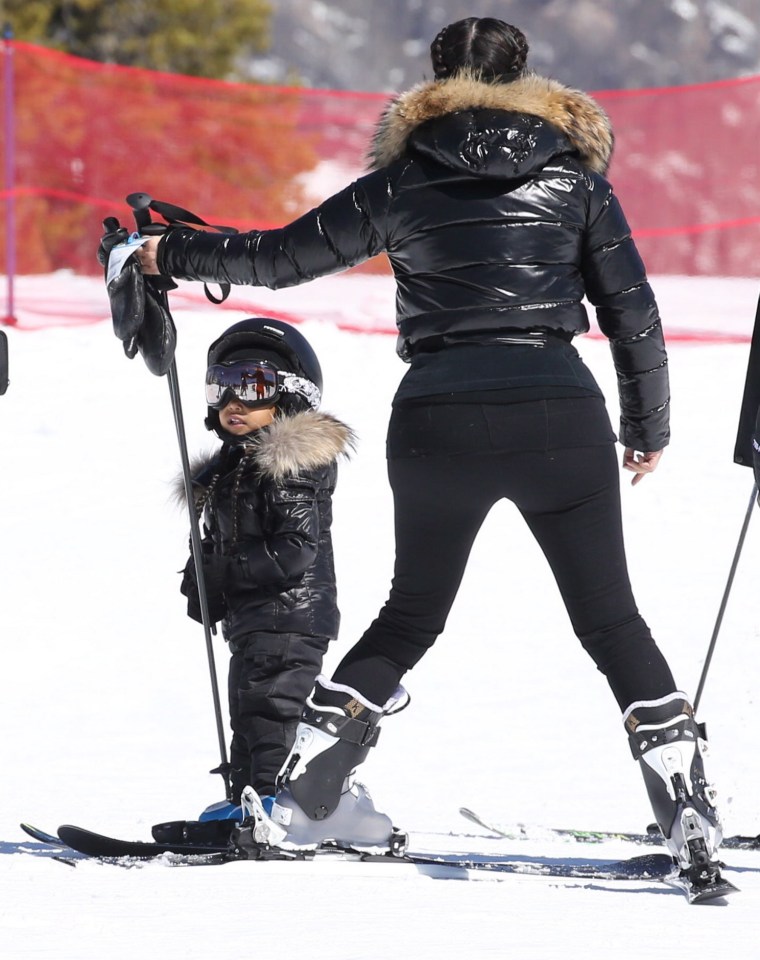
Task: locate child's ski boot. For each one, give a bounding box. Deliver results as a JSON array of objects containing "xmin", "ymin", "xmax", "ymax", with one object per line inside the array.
[{"xmin": 198, "ymin": 800, "xmax": 243, "ymax": 822}]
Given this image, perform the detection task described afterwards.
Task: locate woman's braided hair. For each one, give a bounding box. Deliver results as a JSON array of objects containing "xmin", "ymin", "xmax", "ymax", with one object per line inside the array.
[{"xmin": 430, "ymin": 17, "xmax": 529, "ymax": 83}]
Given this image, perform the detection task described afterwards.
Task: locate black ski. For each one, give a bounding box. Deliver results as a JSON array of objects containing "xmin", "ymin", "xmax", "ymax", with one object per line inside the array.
[
  {"xmin": 460, "ymin": 807, "xmax": 760, "ymax": 851},
  {"xmin": 48, "ymin": 823, "xmax": 681, "ymax": 882},
  {"xmin": 403, "ymin": 851, "xmax": 678, "ymax": 882},
  {"xmin": 20, "ymin": 820, "xmax": 738, "ymax": 900},
  {"xmin": 57, "ymin": 824, "xmax": 230, "ymax": 859}
]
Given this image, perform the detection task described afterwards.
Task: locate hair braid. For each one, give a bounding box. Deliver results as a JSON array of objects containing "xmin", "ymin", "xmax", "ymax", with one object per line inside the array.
[
  {"xmin": 506, "ymin": 27, "xmax": 530, "ymax": 79},
  {"xmin": 193, "ymin": 470, "xmax": 221, "ymax": 521},
  {"xmin": 230, "ymin": 447, "xmax": 256, "ymax": 542},
  {"xmin": 430, "ymin": 25, "xmax": 452, "ymax": 79},
  {"xmin": 430, "ymin": 17, "xmax": 529, "ymax": 84}
]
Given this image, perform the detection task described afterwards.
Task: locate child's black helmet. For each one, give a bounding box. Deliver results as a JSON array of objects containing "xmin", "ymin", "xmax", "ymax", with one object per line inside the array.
[
  {"xmin": 205, "ymin": 318, "xmax": 323, "ymax": 436},
  {"xmin": 208, "ymin": 318, "xmax": 322, "ymax": 388}
]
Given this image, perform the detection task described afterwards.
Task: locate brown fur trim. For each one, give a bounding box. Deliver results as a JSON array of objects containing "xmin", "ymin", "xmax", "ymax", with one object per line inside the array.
[
  {"xmin": 248, "ymin": 410, "xmax": 356, "ymax": 482},
  {"xmin": 174, "ymin": 411, "xmax": 357, "ymax": 502},
  {"xmin": 369, "ymin": 71, "xmax": 613, "ymax": 174},
  {"xmin": 172, "ymin": 452, "xmax": 219, "ymax": 506}
]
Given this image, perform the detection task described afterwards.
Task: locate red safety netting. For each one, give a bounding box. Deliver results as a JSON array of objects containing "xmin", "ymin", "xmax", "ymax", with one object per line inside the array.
[{"xmin": 1, "ymin": 41, "xmax": 760, "ymax": 278}]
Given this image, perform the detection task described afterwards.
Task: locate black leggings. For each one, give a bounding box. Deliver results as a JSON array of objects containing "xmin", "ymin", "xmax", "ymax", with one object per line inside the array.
[{"xmin": 332, "ymin": 397, "xmax": 676, "ymax": 711}]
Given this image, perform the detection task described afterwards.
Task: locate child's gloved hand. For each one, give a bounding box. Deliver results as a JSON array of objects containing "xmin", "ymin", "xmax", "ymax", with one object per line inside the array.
[{"xmin": 180, "ymin": 554, "xmax": 230, "ymax": 624}]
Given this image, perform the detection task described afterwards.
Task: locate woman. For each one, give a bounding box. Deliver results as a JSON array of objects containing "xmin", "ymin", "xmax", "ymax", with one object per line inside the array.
[{"xmin": 135, "ymin": 18, "xmax": 728, "ymax": 891}]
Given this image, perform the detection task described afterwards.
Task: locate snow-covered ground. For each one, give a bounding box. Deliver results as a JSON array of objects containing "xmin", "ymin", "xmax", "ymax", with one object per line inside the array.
[{"xmin": 1, "ymin": 271, "xmax": 760, "ymax": 958}]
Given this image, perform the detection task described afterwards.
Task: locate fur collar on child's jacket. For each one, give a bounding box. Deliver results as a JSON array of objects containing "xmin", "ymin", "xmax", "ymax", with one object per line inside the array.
[
  {"xmin": 241, "ymin": 410, "xmax": 356, "ymax": 481},
  {"xmin": 175, "ymin": 410, "xmax": 356, "ymax": 502}
]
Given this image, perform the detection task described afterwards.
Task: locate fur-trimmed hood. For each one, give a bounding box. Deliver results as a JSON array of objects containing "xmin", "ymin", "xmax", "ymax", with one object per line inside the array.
[
  {"xmin": 368, "ymin": 71, "xmax": 613, "ymax": 177},
  {"xmin": 177, "ymin": 411, "xmax": 356, "ymax": 501},
  {"xmin": 247, "ymin": 410, "xmax": 356, "ymax": 481}
]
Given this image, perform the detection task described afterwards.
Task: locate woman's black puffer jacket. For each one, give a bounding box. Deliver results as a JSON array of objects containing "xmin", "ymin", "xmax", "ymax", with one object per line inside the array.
[
  {"xmin": 159, "ymin": 72, "xmax": 669, "ymax": 451},
  {"xmin": 187, "ymin": 411, "xmax": 354, "ymax": 646}
]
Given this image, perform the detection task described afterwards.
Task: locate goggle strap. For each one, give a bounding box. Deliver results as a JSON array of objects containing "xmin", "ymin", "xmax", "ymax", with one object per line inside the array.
[{"xmin": 281, "ymin": 373, "xmax": 321, "ymax": 409}]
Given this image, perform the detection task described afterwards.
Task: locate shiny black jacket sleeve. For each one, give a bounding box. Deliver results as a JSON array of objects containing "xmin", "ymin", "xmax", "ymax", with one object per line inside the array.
[
  {"xmin": 158, "ymin": 174, "xmax": 392, "ymax": 288},
  {"xmin": 227, "ymin": 473, "xmax": 324, "ymax": 587},
  {"xmin": 581, "ymin": 177, "xmax": 670, "ymax": 451}
]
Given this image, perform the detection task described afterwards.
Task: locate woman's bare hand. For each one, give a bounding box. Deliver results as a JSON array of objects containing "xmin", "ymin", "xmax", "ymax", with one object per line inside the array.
[
  {"xmin": 134, "ymin": 236, "xmax": 161, "ymax": 275},
  {"xmin": 622, "ymin": 448, "xmax": 663, "ymax": 486}
]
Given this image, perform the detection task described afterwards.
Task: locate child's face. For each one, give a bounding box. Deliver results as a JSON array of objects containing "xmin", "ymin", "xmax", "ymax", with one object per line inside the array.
[{"xmin": 219, "ymin": 398, "xmax": 276, "ymax": 435}]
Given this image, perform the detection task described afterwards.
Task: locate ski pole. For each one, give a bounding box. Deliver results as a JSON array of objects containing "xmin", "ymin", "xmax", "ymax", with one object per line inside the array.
[
  {"xmin": 694, "ymin": 481, "xmax": 758, "ymax": 713},
  {"xmin": 165, "ymin": 351, "xmax": 232, "ymax": 799},
  {"xmin": 124, "ymin": 193, "xmax": 232, "ymax": 799}
]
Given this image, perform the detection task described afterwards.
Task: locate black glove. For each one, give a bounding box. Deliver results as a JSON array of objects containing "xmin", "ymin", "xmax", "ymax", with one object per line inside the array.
[
  {"xmin": 99, "ymin": 214, "xmax": 178, "ymax": 376},
  {"xmin": 97, "ymin": 217, "xmax": 129, "ymax": 268},
  {"xmin": 180, "ymin": 553, "xmax": 230, "ymax": 624}
]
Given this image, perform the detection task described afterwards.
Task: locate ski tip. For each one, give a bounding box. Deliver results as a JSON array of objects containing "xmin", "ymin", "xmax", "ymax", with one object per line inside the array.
[
  {"xmin": 19, "ymin": 823, "xmax": 61, "ymax": 845},
  {"xmin": 688, "ymin": 885, "xmax": 739, "ymax": 904},
  {"xmin": 668, "ymin": 871, "xmax": 741, "ymax": 904}
]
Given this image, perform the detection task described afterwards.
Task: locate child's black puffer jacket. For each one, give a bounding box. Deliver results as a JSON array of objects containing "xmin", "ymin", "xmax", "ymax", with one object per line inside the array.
[{"xmin": 188, "ymin": 411, "xmax": 355, "ymax": 645}]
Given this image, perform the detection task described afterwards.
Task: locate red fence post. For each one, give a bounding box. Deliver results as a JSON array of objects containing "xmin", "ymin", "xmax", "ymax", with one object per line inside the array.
[{"xmin": 2, "ymin": 23, "xmax": 17, "ymax": 325}]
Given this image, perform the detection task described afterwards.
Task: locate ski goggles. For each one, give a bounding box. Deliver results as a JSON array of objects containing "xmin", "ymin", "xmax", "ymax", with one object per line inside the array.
[
  {"xmin": 205, "ymin": 360, "xmax": 322, "ymax": 411},
  {"xmin": 205, "ymin": 360, "xmax": 281, "ymax": 409}
]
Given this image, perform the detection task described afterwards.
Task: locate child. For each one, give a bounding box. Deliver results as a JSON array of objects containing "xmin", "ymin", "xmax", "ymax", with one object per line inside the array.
[{"xmin": 179, "ymin": 317, "xmax": 354, "ymax": 820}]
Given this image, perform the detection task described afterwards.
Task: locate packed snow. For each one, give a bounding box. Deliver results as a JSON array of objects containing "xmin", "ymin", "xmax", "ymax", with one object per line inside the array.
[{"xmin": 1, "ymin": 270, "xmax": 759, "ymax": 958}]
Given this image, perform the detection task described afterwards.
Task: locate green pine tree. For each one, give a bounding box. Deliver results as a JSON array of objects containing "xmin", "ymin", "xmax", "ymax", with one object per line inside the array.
[{"xmin": 2, "ymin": 0, "xmax": 272, "ymax": 79}]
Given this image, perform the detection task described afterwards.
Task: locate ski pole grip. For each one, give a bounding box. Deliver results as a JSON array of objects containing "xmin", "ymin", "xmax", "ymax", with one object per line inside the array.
[
  {"xmin": 127, "ymin": 192, "xmax": 154, "ymax": 232},
  {"xmin": 102, "ymin": 217, "xmax": 121, "ymax": 233}
]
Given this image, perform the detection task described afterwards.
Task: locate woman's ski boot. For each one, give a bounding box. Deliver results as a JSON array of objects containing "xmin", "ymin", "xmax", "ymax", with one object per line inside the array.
[
  {"xmin": 623, "ymin": 692, "xmax": 738, "ymax": 902},
  {"xmin": 231, "ymin": 676, "xmax": 409, "ymax": 856}
]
